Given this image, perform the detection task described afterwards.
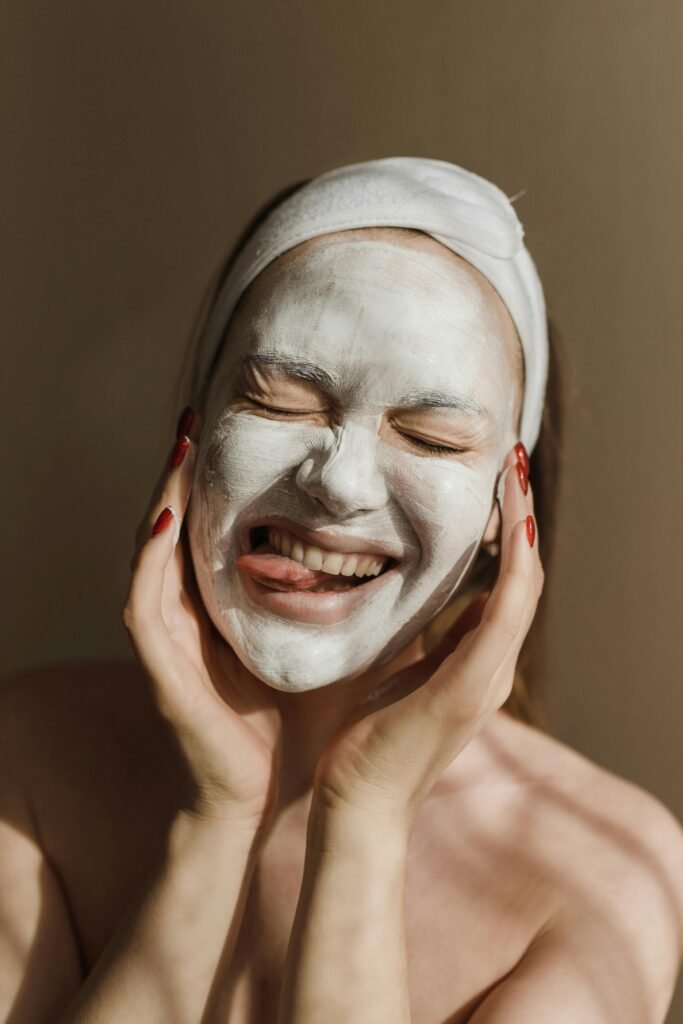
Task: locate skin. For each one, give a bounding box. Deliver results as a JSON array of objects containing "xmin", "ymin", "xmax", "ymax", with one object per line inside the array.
[{"xmin": 1, "ymin": 230, "xmax": 682, "ymax": 1022}]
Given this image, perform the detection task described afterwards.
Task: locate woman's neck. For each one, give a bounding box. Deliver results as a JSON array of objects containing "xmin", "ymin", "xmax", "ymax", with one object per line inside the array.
[{"xmin": 271, "ymin": 634, "xmax": 427, "ymax": 812}]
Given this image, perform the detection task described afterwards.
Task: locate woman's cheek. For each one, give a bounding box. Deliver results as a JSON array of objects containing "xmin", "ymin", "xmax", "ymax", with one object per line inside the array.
[
  {"xmin": 385, "ymin": 451, "xmax": 497, "ymax": 565},
  {"xmin": 197, "ymin": 413, "xmax": 325, "ymax": 509}
]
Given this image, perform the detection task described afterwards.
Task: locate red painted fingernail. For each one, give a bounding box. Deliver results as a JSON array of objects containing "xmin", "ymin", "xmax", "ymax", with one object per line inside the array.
[
  {"xmin": 176, "ymin": 406, "xmax": 195, "ymax": 438},
  {"xmin": 514, "ymin": 441, "xmax": 530, "ymax": 475},
  {"xmin": 170, "ymin": 434, "xmax": 190, "ymax": 469},
  {"xmin": 526, "ymin": 514, "xmax": 536, "ymax": 548},
  {"xmin": 152, "ymin": 506, "xmax": 174, "ymax": 536},
  {"xmin": 516, "ymin": 461, "xmax": 529, "ymax": 496}
]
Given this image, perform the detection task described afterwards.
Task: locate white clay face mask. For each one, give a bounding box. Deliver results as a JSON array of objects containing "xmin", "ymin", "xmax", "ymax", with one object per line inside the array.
[{"xmin": 187, "ymin": 237, "xmax": 520, "ymax": 691}]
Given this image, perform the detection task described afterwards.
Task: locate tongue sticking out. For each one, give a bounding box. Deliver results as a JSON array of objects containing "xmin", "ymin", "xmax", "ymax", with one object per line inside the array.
[{"xmin": 236, "ymin": 542, "xmax": 366, "ymax": 593}]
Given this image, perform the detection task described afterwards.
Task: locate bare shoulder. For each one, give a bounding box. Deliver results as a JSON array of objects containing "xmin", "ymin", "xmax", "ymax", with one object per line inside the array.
[
  {"xmin": 484, "ymin": 712, "xmax": 683, "ymax": 1018},
  {"xmin": 492, "ymin": 711, "xmax": 683, "ymax": 912}
]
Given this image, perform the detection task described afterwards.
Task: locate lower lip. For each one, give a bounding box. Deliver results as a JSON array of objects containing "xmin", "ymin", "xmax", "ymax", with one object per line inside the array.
[{"xmin": 239, "ymin": 563, "xmax": 402, "ymax": 625}]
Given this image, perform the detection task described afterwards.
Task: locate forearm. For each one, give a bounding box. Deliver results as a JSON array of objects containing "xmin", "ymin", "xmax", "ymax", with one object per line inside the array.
[
  {"xmin": 58, "ymin": 812, "xmax": 262, "ymax": 1024},
  {"xmin": 277, "ymin": 801, "xmax": 412, "ymax": 1024}
]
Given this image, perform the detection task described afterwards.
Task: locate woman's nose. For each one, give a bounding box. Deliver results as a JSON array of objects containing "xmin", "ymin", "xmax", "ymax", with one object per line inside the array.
[{"xmin": 295, "ymin": 421, "xmax": 388, "ymax": 517}]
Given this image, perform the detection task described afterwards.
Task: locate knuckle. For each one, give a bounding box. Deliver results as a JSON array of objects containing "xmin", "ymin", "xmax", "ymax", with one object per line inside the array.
[
  {"xmin": 495, "ymin": 678, "xmax": 516, "ymax": 712},
  {"xmin": 122, "ymin": 596, "xmax": 149, "ymax": 633},
  {"xmin": 121, "ymin": 601, "xmax": 137, "ymax": 632},
  {"xmin": 535, "ymin": 567, "xmax": 546, "ymax": 598}
]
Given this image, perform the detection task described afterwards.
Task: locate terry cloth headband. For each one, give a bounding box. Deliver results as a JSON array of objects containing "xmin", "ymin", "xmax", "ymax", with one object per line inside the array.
[{"xmin": 196, "ymin": 156, "xmax": 549, "ymax": 453}]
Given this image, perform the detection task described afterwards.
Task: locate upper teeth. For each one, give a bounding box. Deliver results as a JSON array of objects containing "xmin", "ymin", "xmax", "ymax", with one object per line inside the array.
[{"xmin": 267, "ymin": 527, "xmax": 387, "ymax": 578}]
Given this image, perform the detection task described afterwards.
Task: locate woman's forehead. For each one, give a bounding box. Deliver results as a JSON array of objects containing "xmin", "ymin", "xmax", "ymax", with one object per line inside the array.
[
  {"xmin": 225, "ymin": 235, "xmax": 521, "ymax": 394},
  {"xmin": 275, "ymin": 227, "xmax": 516, "ymax": 331},
  {"xmin": 252, "ymin": 229, "xmax": 494, "ymax": 310}
]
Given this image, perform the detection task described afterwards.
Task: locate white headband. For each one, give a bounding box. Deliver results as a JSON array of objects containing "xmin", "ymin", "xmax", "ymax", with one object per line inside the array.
[{"xmin": 196, "ymin": 156, "xmax": 549, "ymax": 452}]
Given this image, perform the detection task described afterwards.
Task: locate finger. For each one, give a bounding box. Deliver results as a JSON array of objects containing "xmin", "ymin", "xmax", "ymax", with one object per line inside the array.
[
  {"xmin": 176, "ymin": 405, "xmax": 202, "ymax": 444},
  {"xmin": 425, "ymin": 517, "xmax": 535, "ymax": 722},
  {"xmin": 499, "ymin": 444, "xmax": 545, "ymax": 603},
  {"xmin": 123, "ymin": 420, "xmax": 197, "ymax": 687},
  {"xmin": 135, "ymin": 406, "xmax": 201, "ymax": 541},
  {"xmin": 511, "ymin": 447, "xmax": 544, "ymax": 601},
  {"xmin": 497, "ymin": 447, "xmax": 529, "ymax": 570},
  {"xmin": 131, "ymin": 434, "xmax": 187, "ymax": 571},
  {"xmin": 131, "ymin": 408, "xmax": 202, "ymax": 569},
  {"xmin": 123, "ymin": 504, "xmax": 180, "ymax": 680},
  {"xmin": 123, "ymin": 506, "xmax": 207, "ymax": 728},
  {"xmin": 460, "ymin": 444, "xmax": 543, "ymax": 703},
  {"xmin": 524, "ymin": 483, "xmax": 544, "ymax": 602},
  {"xmin": 474, "ymin": 518, "xmax": 534, "ymax": 669},
  {"xmin": 123, "ymin": 409, "xmax": 211, "ymax": 728}
]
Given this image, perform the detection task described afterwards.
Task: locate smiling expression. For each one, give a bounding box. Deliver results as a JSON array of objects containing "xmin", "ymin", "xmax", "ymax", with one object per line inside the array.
[{"xmin": 187, "ymin": 231, "xmax": 522, "ymax": 691}]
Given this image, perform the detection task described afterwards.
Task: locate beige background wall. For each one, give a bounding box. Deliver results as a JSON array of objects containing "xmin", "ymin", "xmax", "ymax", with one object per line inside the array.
[{"xmin": 3, "ymin": 1, "xmax": 682, "ymax": 1016}]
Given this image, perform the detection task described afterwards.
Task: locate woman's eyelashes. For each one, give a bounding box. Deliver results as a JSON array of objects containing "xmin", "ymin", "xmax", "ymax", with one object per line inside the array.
[
  {"xmin": 242, "ymin": 395, "xmax": 331, "ymax": 419},
  {"xmin": 248, "ymin": 400, "xmax": 311, "ymax": 417},
  {"xmin": 402, "ymin": 435, "xmax": 467, "ymax": 455}
]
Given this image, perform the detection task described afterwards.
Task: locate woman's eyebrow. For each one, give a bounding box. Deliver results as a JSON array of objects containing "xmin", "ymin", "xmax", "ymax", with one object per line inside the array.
[
  {"xmin": 237, "ymin": 356, "xmax": 488, "ymax": 419},
  {"xmin": 238, "ymin": 354, "xmax": 341, "ymax": 391},
  {"xmin": 396, "ymin": 389, "xmax": 489, "ymax": 419}
]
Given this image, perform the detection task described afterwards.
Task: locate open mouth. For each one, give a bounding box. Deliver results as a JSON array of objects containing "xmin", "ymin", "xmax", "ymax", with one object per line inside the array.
[{"xmin": 240, "ymin": 524, "xmax": 399, "ymax": 594}]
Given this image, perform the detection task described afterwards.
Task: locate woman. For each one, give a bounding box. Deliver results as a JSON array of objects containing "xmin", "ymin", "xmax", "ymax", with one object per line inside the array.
[{"xmin": 2, "ymin": 158, "xmax": 682, "ymax": 1024}]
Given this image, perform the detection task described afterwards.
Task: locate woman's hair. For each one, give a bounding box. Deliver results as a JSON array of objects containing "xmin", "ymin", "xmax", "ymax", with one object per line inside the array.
[{"xmin": 178, "ymin": 179, "xmax": 566, "ymax": 732}]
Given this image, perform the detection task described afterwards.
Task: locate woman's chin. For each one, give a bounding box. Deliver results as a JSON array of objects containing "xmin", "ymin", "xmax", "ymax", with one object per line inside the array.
[
  {"xmin": 235, "ymin": 652, "xmax": 378, "ymax": 693},
  {"xmin": 221, "ymin": 621, "xmax": 425, "ymax": 696}
]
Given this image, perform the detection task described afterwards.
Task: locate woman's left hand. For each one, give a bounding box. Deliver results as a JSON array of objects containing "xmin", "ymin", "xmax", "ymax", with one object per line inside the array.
[{"xmin": 313, "ymin": 444, "xmax": 544, "ymax": 830}]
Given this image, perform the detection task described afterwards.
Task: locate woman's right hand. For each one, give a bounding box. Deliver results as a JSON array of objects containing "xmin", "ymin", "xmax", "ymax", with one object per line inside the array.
[{"xmin": 123, "ymin": 409, "xmax": 281, "ymax": 832}]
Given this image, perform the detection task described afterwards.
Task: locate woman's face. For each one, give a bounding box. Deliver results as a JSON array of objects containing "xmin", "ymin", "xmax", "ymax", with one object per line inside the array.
[{"xmin": 187, "ymin": 232, "xmax": 522, "ymax": 691}]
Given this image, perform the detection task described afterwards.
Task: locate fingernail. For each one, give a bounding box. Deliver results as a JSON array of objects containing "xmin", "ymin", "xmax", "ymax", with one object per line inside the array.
[
  {"xmin": 514, "ymin": 441, "xmax": 530, "ymax": 476},
  {"xmin": 170, "ymin": 434, "xmax": 190, "ymax": 469},
  {"xmin": 516, "ymin": 461, "xmax": 529, "ymax": 496},
  {"xmin": 176, "ymin": 406, "xmax": 195, "ymax": 438},
  {"xmin": 152, "ymin": 506, "xmax": 175, "ymax": 537},
  {"xmin": 526, "ymin": 514, "xmax": 536, "ymax": 548}
]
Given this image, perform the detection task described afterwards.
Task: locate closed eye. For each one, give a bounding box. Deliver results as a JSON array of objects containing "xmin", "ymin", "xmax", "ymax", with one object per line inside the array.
[
  {"xmin": 401, "ymin": 434, "xmax": 467, "ymax": 455},
  {"xmin": 246, "ymin": 398, "xmax": 317, "ymax": 417}
]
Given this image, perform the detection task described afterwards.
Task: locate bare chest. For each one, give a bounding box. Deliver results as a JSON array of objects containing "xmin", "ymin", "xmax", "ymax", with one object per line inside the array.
[
  {"xmin": 45, "ymin": 775, "xmax": 553, "ymax": 1024},
  {"xmin": 210, "ymin": 826, "xmax": 550, "ymax": 1023}
]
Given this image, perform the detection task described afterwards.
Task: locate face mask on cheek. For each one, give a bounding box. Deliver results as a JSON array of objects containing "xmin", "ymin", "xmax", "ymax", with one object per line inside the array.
[{"xmin": 187, "ymin": 406, "xmax": 499, "ymax": 693}]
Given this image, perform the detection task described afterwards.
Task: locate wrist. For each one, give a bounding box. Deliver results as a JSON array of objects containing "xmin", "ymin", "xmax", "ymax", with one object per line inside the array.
[
  {"xmin": 170, "ymin": 806, "xmax": 266, "ymax": 859},
  {"xmin": 308, "ymin": 790, "xmax": 411, "ymax": 855}
]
